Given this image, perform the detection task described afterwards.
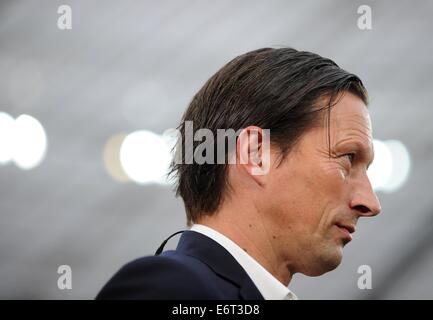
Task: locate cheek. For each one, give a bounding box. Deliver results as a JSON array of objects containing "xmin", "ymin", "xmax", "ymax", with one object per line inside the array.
[
  {"xmin": 264, "ymin": 163, "xmax": 323, "ymax": 229},
  {"xmin": 269, "ymin": 162, "xmax": 347, "ymax": 232},
  {"xmin": 312, "ymin": 164, "xmax": 347, "ymax": 204},
  {"xmin": 308, "ymin": 163, "xmax": 349, "ymax": 207}
]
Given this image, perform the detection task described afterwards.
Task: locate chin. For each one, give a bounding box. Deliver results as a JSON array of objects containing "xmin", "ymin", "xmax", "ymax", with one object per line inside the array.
[{"xmin": 303, "ymin": 246, "xmax": 343, "ymax": 277}]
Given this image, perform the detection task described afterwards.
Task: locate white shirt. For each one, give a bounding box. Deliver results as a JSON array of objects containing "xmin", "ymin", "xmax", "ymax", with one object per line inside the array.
[{"xmin": 190, "ymin": 224, "xmax": 298, "ymax": 300}]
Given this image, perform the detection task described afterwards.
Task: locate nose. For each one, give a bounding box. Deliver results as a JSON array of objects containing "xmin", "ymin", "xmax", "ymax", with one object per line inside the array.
[{"xmin": 350, "ymin": 172, "xmax": 382, "ymax": 217}]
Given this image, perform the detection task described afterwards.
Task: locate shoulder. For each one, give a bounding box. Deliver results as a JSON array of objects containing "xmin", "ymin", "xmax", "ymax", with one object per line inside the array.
[{"xmin": 95, "ymin": 253, "xmax": 219, "ymax": 300}]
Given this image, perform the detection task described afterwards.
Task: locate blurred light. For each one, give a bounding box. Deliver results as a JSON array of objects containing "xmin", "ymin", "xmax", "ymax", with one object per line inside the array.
[
  {"xmin": 0, "ymin": 112, "xmax": 15, "ymax": 164},
  {"xmin": 12, "ymin": 114, "xmax": 47, "ymax": 170},
  {"xmin": 368, "ymin": 139, "xmax": 411, "ymax": 193},
  {"xmin": 103, "ymin": 133, "xmax": 130, "ymax": 183},
  {"xmin": 368, "ymin": 140, "xmax": 393, "ymax": 190},
  {"xmin": 161, "ymin": 128, "xmax": 179, "ymax": 156},
  {"xmin": 381, "ymin": 140, "xmax": 411, "ymax": 192},
  {"xmin": 120, "ymin": 130, "xmax": 171, "ymax": 185}
]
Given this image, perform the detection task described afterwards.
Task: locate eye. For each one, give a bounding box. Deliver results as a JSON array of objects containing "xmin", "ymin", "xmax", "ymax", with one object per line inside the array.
[{"xmin": 342, "ymin": 153, "xmax": 356, "ymax": 164}]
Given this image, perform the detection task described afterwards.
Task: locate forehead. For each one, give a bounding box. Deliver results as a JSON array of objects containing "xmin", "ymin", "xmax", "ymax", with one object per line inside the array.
[{"xmin": 329, "ymin": 93, "xmax": 372, "ymax": 143}]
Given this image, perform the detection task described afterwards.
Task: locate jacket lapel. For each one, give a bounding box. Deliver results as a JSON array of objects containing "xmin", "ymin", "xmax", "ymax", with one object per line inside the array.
[{"xmin": 175, "ymin": 231, "xmax": 264, "ymax": 300}]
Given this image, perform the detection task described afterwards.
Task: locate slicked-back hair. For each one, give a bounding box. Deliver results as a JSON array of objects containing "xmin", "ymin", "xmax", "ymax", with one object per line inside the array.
[{"xmin": 169, "ymin": 47, "xmax": 368, "ymax": 226}]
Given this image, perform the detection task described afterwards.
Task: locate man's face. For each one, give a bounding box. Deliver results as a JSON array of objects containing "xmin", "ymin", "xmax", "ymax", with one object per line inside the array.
[{"xmin": 262, "ymin": 92, "xmax": 381, "ymax": 276}]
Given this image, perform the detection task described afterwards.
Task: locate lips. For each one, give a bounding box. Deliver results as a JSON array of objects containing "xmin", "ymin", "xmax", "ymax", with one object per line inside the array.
[
  {"xmin": 335, "ymin": 222, "xmax": 356, "ymax": 243},
  {"xmin": 335, "ymin": 223, "xmax": 356, "ymax": 234}
]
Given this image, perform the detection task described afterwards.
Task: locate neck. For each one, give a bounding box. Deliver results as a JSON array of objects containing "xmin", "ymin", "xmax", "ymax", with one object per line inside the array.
[{"xmin": 196, "ymin": 204, "xmax": 294, "ymax": 286}]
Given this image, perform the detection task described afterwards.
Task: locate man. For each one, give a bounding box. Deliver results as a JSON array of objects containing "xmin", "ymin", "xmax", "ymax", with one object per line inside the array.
[{"xmin": 96, "ymin": 47, "xmax": 381, "ymax": 300}]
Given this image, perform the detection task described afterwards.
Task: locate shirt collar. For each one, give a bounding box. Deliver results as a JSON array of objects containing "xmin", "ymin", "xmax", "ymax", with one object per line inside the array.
[{"xmin": 190, "ymin": 224, "xmax": 298, "ymax": 300}]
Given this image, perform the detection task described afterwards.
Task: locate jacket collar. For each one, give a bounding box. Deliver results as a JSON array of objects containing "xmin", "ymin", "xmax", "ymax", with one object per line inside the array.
[{"xmin": 175, "ymin": 230, "xmax": 264, "ymax": 300}]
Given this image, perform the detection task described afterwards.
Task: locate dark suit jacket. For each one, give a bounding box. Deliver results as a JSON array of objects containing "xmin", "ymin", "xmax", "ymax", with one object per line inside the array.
[{"xmin": 95, "ymin": 230, "xmax": 264, "ymax": 300}]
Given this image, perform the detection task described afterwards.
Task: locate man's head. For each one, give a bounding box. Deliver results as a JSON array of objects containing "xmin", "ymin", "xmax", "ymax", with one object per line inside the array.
[
  {"xmin": 250, "ymin": 92, "xmax": 381, "ymax": 276},
  {"xmin": 171, "ymin": 47, "xmax": 381, "ymax": 277}
]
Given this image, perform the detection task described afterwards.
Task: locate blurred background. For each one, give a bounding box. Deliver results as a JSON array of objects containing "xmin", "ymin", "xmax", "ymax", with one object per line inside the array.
[{"xmin": 0, "ymin": 0, "xmax": 432, "ymax": 299}]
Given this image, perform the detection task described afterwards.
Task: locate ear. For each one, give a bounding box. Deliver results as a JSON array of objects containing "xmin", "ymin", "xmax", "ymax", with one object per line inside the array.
[{"xmin": 235, "ymin": 126, "xmax": 271, "ymax": 186}]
